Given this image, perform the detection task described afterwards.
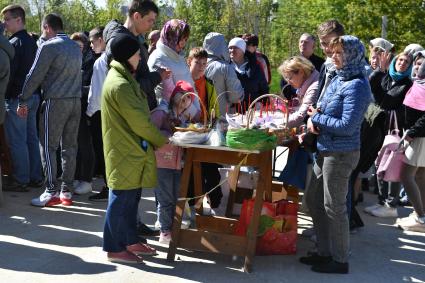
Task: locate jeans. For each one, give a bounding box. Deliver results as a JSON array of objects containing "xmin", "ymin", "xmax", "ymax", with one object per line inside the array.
[
  {"xmin": 155, "ymin": 168, "xmax": 181, "ymax": 232},
  {"xmin": 306, "ymin": 151, "xmax": 359, "ymax": 263},
  {"xmin": 103, "ymin": 188, "xmax": 141, "ymax": 252},
  {"xmin": 4, "ymin": 96, "xmax": 42, "ymax": 184}
]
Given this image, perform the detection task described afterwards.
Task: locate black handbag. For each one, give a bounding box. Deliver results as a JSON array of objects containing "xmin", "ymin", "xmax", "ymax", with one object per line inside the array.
[{"xmin": 300, "ymin": 132, "xmax": 317, "ymax": 153}]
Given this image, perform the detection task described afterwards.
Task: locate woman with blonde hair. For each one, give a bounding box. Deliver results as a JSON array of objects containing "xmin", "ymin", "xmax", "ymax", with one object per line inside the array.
[{"xmin": 278, "ymin": 56, "xmax": 319, "ymax": 128}]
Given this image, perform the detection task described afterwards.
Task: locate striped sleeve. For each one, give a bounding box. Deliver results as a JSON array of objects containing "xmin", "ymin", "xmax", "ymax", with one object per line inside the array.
[{"xmin": 19, "ymin": 43, "xmax": 55, "ymax": 103}]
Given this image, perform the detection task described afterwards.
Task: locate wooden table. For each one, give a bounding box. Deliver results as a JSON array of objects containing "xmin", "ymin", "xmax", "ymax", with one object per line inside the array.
[{"xmin": 167, "ymin": 143, "xmax": 273, "ymax": 273}]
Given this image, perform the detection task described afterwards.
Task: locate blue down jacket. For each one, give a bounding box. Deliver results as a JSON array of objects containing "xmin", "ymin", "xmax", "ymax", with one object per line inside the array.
[{"xmin": 312, "ymin": 75, "xmax": 372, "ymax": 152}]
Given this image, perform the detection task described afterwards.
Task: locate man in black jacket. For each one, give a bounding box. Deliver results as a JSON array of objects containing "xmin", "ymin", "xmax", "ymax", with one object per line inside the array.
[{"xmin": 1, "ymin": 5, "xmax": 42, "ymax": 192}]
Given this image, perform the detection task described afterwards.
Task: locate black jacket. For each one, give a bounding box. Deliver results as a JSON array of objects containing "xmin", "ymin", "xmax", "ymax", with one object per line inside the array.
[
  {"xmin": 405, "ymin": 106, "xmax": 425, "ymax": 138},
  {"xmin": 369, "ymin": 70, "xmax": 412, "ymax": 130},
  {"xmin": 307, "ymin": 53, "xmax": 325, "ymax": 72},
  {"xmin": 6, "ymin": 30, "xmax": 37, "ymax": 99},
  {"xmin": 103, "ymin": 20, "xmax": 161, "ymax": 110},
  {"xmin": 355, "ymin": 104, "xmax": 386, "ymax": 173},
  {"xmin": 234, "ymin": 51, "xmax": 269, "ymax": 105},
  {"xmin": 81, "ymin": 49, "xmax": 96, "ymax": 112}
]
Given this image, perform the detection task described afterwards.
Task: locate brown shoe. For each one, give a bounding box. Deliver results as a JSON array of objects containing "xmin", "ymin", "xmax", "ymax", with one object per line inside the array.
[
  {"xmin": 127, "ymin": 243, "xmax": 157, "ymax": 256},
  {"xmin": 107, "ymin": 251, "xmax": 143, "ymax": 264}
]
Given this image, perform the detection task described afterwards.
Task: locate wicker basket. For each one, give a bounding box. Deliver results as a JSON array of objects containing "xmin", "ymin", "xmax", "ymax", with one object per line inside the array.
[{"xmin": 246, "ymin": 94, "xmax": 295, "ymax": 139}]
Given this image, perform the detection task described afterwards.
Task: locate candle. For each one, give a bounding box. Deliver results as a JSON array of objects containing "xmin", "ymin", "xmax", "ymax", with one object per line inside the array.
[
  {"xmin": 260, "ymin": 103, "xmax": 263, "ymax": 118},
  {"xmin": 248, "ymin": 95, "xmax": 251, "ymax": 109},
  {"xmin": 266, "ymin": 100, "xmax": 269, "ymax": 117}
]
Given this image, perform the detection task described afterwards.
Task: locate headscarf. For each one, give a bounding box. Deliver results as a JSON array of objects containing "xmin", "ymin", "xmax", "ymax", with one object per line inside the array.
[
  {"xmin": 403, "ymin": 82, "xmax": 425, "ymax": 111},
  {"xmin": 335, "ymin": 35, "xmax": 366, "ymax": 81},
  {"xmin": 411, "ymin": 51, "xmax": 425, "ymax": 80},
  {"xmin": 389, "ymin": 55, "xmax": 413, "ymax": 82},
  {"xmin": 160, "ymin": 19, "xmax": 190, "ymax": 53}
]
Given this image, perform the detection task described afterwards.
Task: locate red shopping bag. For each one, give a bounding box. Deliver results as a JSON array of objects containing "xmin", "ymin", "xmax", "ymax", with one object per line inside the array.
[{"xmin": 234, "ymin": 198, "xmax": 297, "ymax": 255}]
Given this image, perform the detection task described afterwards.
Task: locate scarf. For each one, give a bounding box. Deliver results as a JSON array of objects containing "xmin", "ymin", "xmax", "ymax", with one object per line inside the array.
[
  {"xmin": 335, "ymin": 35, "xmax": 366, "ymax": 81},
  {"xmin": 389, "ymin": 56, "xmax": 412, "ymax": 82},
  {"xmin": 160, "ymin": 19, "xmax": 189, "ymax": 53}
]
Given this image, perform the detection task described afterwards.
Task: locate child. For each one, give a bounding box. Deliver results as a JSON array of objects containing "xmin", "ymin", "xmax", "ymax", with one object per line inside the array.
[
  {"xmin": 187, "ymin": 47, "xmax": 220, "ymax": 120},
  {"xmin": 151, "ymin": 80, "xmax": 195, "ymax": 244},
  {"xmin": 187, "ymin": 47, "xmax": 223, "ymax": 214}
]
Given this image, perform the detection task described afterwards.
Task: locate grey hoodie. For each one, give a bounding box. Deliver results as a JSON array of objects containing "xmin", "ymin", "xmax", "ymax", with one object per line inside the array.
[
  {"xmin": 0, "ymin": 34, "xmax": 14, "ymax": 124},
  {"xmin": 20, "ymin": 33, "xmax": 82, "ymax": 102},
  {"xmin": 203, "ymin": 32, "xmax": 244, "ymax": 116}
]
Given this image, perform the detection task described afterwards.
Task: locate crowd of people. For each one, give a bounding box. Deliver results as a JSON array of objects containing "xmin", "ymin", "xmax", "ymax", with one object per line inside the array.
[{"xmin": 0, "ymin": 0, "xmax": 424, "ymax": 274}]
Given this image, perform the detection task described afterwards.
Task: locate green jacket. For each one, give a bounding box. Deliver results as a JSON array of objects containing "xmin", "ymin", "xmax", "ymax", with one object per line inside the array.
[
  {"xmin": 101, "ymin": 60, "xmax": 167, "ymax": 189},
  {"xmin": 205, "ymin": 78, "xmax": 221, "ymax": 118}
]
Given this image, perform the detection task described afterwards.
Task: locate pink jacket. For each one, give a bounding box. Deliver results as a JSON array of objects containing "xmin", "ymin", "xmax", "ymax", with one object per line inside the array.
[{"xmin": 287, "ymin": 70, "xmax": 319, "ymax": 128}]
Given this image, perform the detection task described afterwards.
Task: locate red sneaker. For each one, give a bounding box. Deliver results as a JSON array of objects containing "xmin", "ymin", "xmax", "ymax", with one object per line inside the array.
[
  {"xmin": 127, "ymin": 243, "xmax": 157, "ymax": 256},
  {"xmin": 107, "ymin": 251, "xmax": 143, "ymax": 264},
  {"xmin": 60, "ymin": 190, "xmax": 73, "ymax": 206}
]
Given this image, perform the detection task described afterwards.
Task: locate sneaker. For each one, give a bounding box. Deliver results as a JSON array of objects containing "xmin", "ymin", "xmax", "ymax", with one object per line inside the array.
[
  {"xmin": 154, "ymin": 220, "xmax": 160, "ymax": 230},
  {"xmin": 364, "ymin": 203, "xmax": 382, "ymax": 214},
  {"xmin": 159, "ymin": 232, "xmax": 172, "ymax": 244},
  {"xmin": 311, "ymin": 260, "xmax": 349, "ymax": 274},
  {"xmin": 396, "ymin": 212, "xmax": 417, "ymax": 225},
  {"xmin": 88, "ymin": 186, "xmax": 109, "ymax": 202},
  {"xmin": 31, "ymin": 191, "xmax": 61, "ymax": 207},
  {"xmin": 3, "ymin": 180, "xmax": 29, "ymax": 192},
  {"xmin": 370, "ymin": 204, "xmax": 398, "ymax": 218},
  {"xmin": 74, "ymin": 181, "xmax": 92, "ymax": 195},
  {"xmin": 399, "ymin": 216, "xmax": 425, "ymax": 233},
  {"xmin": 107, "ymin": 251, "xmax": 143, "ymax": 264},
  {"xmin": 126, "ymin": 243, "xmax": 157, "ymax": 256},
  {"xmin": 60, "ymin": 190, "xmax": 73, "ymax": 206}
]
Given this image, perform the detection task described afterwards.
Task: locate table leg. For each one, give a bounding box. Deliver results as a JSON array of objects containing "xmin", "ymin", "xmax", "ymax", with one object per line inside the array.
[
  {"xmin": 167, "ymin": 149, "xmax": 194, "ymax": 261},
  {"xmin": 193, "ymin": 161, "xmax": 203, "ymax": 214},
  {"xmin": 243, "ymin": 151, "xmax": 272, "ymax": 272}
]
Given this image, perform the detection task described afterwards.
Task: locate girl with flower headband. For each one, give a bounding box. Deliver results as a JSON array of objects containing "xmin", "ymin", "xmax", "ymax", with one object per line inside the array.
[{"xmin": 150, "ymin": 80, "xmax": 194, "ymax": 244}]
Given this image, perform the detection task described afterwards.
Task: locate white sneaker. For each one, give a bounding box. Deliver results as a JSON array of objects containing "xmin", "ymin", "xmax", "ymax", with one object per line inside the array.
[
  {"xmin": 31, "ymin": 191, "xmax": 61, "ymax": 207},
  {"xmin": 371, "ymin": 204, "xmax": 398, "ymax": 218},
  {"xmin": 396, "ymin": 212, "xmax": 418, "ymax": 225},
  {"xmin": 74, "ymin": 181, "xmax": 93, "ymax": 195},
  {"xmin": 400, "ymin": 216, "xmax": 425, "ymax": 233},
  {"xmin": 159, "ymin": 232, "xmax": 172, "ymax": 244},
  {"xmin": 364, "ymin": 204, "xmax": 382, "ymax": 214},
  {"xmin": 154, "ymin": 220, "xmax": 160, "ymax": 230}
]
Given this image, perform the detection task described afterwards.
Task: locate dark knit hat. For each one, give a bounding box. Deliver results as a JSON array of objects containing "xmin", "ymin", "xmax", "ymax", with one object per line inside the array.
[{"xmin": 110, "ymin": 33, "xmax": 139, "ymax": 62}]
